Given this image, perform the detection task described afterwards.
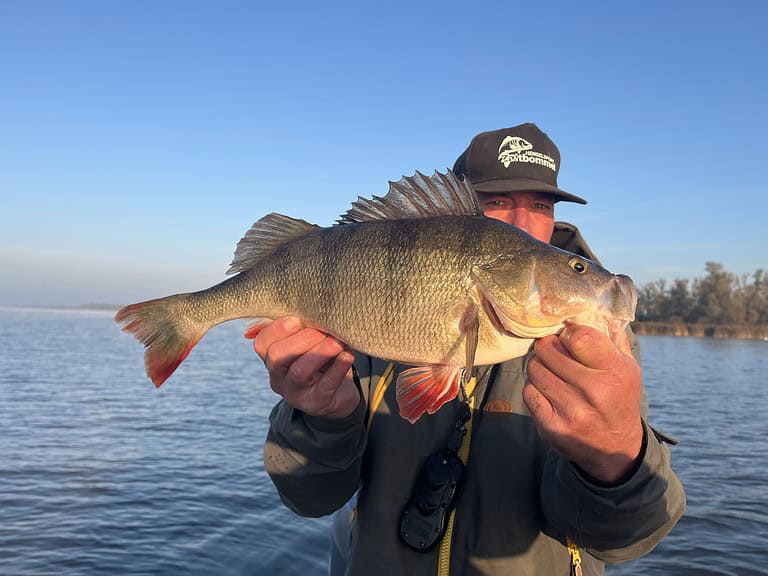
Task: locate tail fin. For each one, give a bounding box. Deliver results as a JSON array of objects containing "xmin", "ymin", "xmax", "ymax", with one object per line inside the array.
[{"xmin": 115, "ymin": 294, "xmax": 206, "ymax": 387}]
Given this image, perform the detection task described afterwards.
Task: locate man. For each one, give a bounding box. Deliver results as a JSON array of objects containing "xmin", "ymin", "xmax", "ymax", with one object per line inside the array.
[{"xmin": 255, "ymin": 123, "xmax": 685, "ymax": 575}]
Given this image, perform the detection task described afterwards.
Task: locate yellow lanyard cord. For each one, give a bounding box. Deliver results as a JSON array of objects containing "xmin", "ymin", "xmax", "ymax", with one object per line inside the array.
[
  {"xmin": 367, "ymin": 362, "xmax": 395, "ymax": 431},
  {"xmin": 437, "ymin": 376, "xmax": 477, "ymax": 576},
  {"xmin": 350, "ymin": 363, "xmax": 397, "ymax": 526},
  {"xmin": 566, "ymin": 535, "xmax": 583, "ymax": 576}
]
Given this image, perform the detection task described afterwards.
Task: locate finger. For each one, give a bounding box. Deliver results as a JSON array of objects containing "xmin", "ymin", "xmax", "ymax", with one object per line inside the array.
[
  {"xmin": 526, "ymin": 353, "xmax": 579, "ymax": 415},
  {"xmin": 280, "ymin": 346, "xmax": 358, "ymax": 418},
  {"xmin": 312, "ymin": 352, "xmax": 358, "ymax": 417},
  {"xmin": 264, "ymin": 328, "xmax": 330, "ymax": 381},
  {"xmin": 263, "ymin": 329, "xmax": 328, "ymax": 381},
  {"xmin": 522, "ymin": 378, "xmax": 555, "ymax": 427},
  {"xmin": 557, "ymin": 324, "xmax": 622, "ymax": 370},
  {"xmin": 253, "ymin": 316, "xmax": 303, "ymax": 359},
  {"xmin": 314, "ymin": 349, "xmax": 355, "ymax": 396},
  {"xmin": 531, "ymin": 334, "xmax": 586, "ymax": 387},
  {"xmin": 265, "ymin": 329, "xmax": 329, "ymax": 399},
  {"xmin": 524, "ymin": 370, "xmax": 592, "ymax": 455},
  {"xmin": 285, "ymin": 335, "xmax": 349, "ymax": 384}
]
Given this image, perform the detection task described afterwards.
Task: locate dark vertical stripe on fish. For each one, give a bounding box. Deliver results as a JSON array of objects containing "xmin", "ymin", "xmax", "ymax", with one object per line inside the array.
[
  {"xmin": 320, "ymin": 224, "xmax": 345, "ymax": 327},
  {"xmin": 460, "ymin": 217, "xmax": 479, "ymax": 261},
  {"xmin": 272, "ymin": 242, "xmax": 295, "ymax": 312},
  {"xmin": 387, "ymin": 221, "xmax": 420, "ymax": 329}
]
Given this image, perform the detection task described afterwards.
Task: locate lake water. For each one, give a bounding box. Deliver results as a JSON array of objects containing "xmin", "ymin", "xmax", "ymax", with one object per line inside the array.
[{"xmin": 1, "ymin": 308, "xmax": 766, "ymax": 575}]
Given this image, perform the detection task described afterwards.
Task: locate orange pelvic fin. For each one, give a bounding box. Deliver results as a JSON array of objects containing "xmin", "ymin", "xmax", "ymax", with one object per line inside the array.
[
  {"xmin": 115, "ymin": 295, "xmax": 204, "ymax": 387},
  {"xmin": 395, "ymin": 365, "xmax": 463, "ymax": 424}
]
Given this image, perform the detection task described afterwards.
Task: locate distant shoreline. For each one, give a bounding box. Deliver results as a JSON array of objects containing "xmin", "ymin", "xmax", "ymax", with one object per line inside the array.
[
  {"xmin": 633, "ymin": 321, "xmax": 768, "ymax": 341},
  {"xmin": 3, "ymin": 307, "xmax": 767, "ymax": 341},
  {"xmin": 0, "ymin": 304, "xmax": 120, "ymax": 312}
]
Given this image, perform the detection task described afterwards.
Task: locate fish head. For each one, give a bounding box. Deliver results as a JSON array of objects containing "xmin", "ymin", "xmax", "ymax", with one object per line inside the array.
[{"xmin": 472, "ymin": 245, "xmax": 637, "ymax": 343}]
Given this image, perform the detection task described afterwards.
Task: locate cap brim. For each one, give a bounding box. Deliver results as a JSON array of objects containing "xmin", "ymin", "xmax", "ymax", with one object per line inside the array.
[{"xmin": 470, "ymin": 178, "xmax": 587, "ymax": 205}]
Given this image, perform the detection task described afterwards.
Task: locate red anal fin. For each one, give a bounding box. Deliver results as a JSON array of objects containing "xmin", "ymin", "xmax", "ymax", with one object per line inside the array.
[
  {"xmin": 244, "ymin": 319, "xmax": 273, "ymax": 340},
  {"xmin": 395, "ymin": 365, "xmax": 462, "ymax": 424}
]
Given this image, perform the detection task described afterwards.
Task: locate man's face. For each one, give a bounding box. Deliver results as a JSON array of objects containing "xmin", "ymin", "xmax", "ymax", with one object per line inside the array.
[{"xmin": 475, "ymin": 190, "xmax": 555, "ymax": 243}]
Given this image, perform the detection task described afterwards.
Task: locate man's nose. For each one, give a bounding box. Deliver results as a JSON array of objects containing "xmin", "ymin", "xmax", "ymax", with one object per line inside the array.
[{"xmin": 506, "ymin": 208, "xmax": 529, "ymax": 229}]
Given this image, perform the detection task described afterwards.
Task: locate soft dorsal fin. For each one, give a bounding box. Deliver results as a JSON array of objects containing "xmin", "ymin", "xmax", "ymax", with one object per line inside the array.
[
  {"xmin": 337, "ymin": 170, "xmax": 481, "ymax": 225},
  {"xmin": 226, "ymin": 213, "xmax": 320, "ymax": 275}
]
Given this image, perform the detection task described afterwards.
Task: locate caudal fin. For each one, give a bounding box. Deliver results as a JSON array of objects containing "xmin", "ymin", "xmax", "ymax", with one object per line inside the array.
[{"xmin": 115, "ymin": 294, "xmax": 205, "ymax": 387}]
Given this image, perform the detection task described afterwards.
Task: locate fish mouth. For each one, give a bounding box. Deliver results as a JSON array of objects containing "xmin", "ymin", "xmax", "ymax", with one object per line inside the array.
[
  {"xmin": 595, "ymin": 274, "xmax": 638, "ymax": 343},
  {"xmin": 597, "ymin": 274, "xmax": 637, "ymax": 322}
]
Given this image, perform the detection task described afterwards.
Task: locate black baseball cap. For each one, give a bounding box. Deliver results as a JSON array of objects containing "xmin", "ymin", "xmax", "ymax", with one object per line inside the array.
[{"xmin": 453, "ymin": 123, "xmax": 587, "ymax": 204}]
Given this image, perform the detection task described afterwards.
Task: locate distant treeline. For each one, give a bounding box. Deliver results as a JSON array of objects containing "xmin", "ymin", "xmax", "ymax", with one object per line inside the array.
[{"xmin": 637, "ymin": 262, "xmax": 768, "ymax": 325}]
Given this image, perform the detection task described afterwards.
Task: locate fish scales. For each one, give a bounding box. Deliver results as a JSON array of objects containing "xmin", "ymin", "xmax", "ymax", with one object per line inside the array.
[{"xmin": 199, "ymin": 217, "xmax": 490, "ymax": 364}]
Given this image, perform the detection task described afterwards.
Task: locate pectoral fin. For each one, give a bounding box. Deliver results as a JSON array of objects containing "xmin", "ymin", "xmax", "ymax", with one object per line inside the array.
[
  {"xmin": 396, "ymin": 365, "xmax": 463, "ymax": 424},
  {"xmin": 396, "ymin": 305, "xmax": 480, "ymax": 423},
  {"xmin": 462, "ymin": 305, "xmax": 479, "ymax": 385}
]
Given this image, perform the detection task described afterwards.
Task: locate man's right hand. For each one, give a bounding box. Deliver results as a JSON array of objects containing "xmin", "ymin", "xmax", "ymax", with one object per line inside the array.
[{"xmin": 251, "ymin": 316, "xmax": 360, "ymax": 419}]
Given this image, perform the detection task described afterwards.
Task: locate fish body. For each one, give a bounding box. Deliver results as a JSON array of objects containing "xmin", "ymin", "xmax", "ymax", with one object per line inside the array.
[{"xmin": 116, "ymin": 171, "xmax": 636, "ymax": 422}]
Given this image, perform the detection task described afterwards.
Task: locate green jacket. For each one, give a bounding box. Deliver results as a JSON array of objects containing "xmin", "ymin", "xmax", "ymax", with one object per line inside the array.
[{"xmin": 264, "ymin": 222, "xmax": 686, "ymax": 575}]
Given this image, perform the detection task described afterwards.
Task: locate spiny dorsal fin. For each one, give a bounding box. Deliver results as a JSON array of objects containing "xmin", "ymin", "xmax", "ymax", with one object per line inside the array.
[
  {"xmin": 226, "ymin": 213, "xmax": 320, "ymax": 275},
  {"xmin": 337, "ymin": 170, "xmax": 481, "ymax": 225}
]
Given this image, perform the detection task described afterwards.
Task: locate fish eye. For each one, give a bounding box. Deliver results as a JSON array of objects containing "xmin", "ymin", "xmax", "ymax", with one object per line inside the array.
[{"xmin": 569, "ymin": 257, "xmax": 587, "ymax": 274}]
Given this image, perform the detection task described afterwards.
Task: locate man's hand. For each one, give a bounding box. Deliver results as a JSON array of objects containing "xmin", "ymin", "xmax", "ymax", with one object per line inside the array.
[
  {"xmin": 251, "ymin": 316, "xmax": 360, "ymax": 419},
  {"xmin": 523, "ymin": 324, "xmax": 644, "ymax": 483}
]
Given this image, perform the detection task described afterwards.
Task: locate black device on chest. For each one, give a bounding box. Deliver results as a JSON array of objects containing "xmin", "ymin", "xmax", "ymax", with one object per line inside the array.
[{"xmin": 399, "ymin": 403, "xmax": 471, "ymax": 551}]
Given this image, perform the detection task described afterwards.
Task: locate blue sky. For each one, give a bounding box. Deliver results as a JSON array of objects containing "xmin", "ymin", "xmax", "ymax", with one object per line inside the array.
[{"xmin": 1, "ymin": 0, "xmax": 766, "ymax": 307}]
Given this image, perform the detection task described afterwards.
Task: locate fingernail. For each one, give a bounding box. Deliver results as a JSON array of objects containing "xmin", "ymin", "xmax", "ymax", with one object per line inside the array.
[
  {"xmin": 283, "ymin": 316, "xmax": 300, "ymax": 330},
  {"xmin": 340, "ymin": 349, "xmax": 355, "ymax": 363}
]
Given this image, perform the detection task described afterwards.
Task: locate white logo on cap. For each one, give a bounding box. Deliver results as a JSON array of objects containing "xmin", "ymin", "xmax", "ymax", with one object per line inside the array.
[{"xmin": 498, "ymin": 135, "xmax": 557, "ymax": 172}]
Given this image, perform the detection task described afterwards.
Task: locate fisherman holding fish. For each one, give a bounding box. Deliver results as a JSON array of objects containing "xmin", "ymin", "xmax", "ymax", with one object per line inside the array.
[
  {"xmin": 255, "ymin": 124, "xmax": 685, "ymax": 575},
  {"xmin": 116, "ymin": 123, "xmax": 686, "ymax": 575}
]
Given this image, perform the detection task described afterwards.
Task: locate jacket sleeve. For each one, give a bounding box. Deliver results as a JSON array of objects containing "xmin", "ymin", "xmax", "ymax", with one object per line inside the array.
[
  {"xmin": 262, "ymin": 356, "xmax": 371, "ymax": 518},
  {"xmin": 540, "ymin": 329, "xmax": 686, "ymax": 562},
  {"xmin": 540, "ymin": 421, "xmax": 686, "ymax": 562}
]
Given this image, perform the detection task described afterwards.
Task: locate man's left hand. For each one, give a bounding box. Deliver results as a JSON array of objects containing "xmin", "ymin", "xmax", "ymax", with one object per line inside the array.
[{"xmin": 523, "ymin": 324, "xmax": 644, "ymax": 484}]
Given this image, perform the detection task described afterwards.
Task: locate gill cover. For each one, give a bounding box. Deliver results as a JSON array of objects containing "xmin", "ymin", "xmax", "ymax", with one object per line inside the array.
[{"xmin": 471, "ymin": 255, "xmax": 565, "ymax": 338}]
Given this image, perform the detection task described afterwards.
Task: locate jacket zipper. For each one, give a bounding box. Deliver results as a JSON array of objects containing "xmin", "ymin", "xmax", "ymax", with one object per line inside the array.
[{"xmin": 436, "ymin": 377, "xmax": 477, "ymax": 576}]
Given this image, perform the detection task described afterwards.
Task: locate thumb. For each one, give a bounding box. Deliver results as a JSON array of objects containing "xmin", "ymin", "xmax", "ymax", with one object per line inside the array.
[{"xmin": 559, "ymin": 324, "xmax": 624, "ymax": 369}]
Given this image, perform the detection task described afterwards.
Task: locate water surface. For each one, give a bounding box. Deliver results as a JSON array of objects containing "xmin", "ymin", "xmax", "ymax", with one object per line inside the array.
[{"xmin": 1, "ymin": 309, "xmax": 766, "ymax": 575}]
